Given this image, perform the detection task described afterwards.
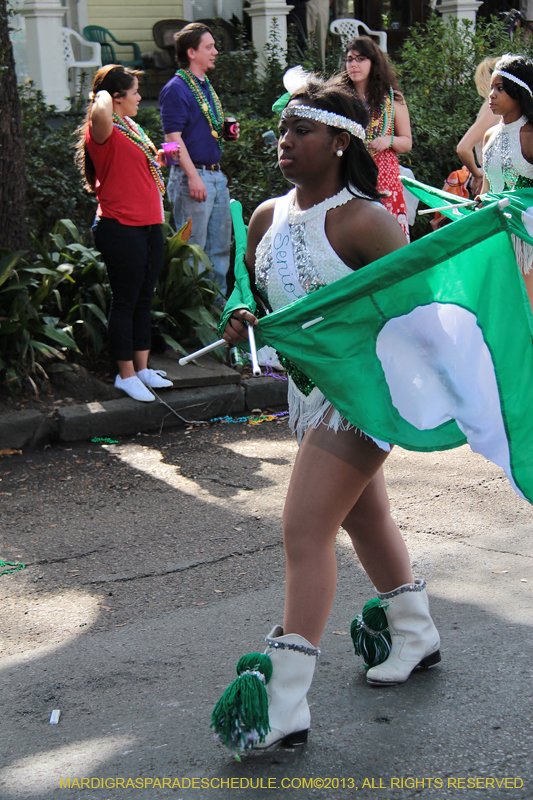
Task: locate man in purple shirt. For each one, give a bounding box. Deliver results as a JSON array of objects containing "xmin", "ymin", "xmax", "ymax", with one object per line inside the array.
[{"xmin": 160, "ymin": 23, "xmax": 232, "ymax": 296}]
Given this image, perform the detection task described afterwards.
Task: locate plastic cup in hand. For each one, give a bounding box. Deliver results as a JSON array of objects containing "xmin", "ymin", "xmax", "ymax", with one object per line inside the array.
[{"xmin": 161, "ymin": 142, "xmax": 180, "ymax": 166}]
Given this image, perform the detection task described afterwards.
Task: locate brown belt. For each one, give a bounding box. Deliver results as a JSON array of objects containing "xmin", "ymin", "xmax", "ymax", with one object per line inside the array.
[{"xmin": 193, "ymin": 163, "xmax": 221, "ymax": 171}]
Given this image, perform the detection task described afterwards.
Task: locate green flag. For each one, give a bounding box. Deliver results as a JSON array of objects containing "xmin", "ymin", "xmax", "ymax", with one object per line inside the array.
[
  {"xmin": 402, "ymin": 175, "xmax": 533, "ymax": 247},
  {"xmin": 218, "ymin": 200, "xmax": 256, "ymax": 334},
  {"xmin": 250, "ymin": 203, "xmax": 533, "ymax": 503}
]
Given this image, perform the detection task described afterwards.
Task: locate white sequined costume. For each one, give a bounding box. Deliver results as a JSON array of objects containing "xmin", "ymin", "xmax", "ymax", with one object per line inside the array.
[
  {"xmin": 483, "ymin": 115, "xmax": 533, "ymax": 274},
  {"xmin": 256, "ymin": 187, "xmax": 389, "ymax": 450}
]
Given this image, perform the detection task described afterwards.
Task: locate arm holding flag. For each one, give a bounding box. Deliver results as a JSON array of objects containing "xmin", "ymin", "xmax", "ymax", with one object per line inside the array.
[{"xmin": 217, "ymin": 199, "xmax": 258, "ymax": 339}]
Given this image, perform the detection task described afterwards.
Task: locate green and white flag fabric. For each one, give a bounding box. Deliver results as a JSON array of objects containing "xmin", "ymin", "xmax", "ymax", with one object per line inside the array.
[
  {"xmin": 248, "ymin": 203, "xmax": 533, "ymax": 503},
  {"xmin": 401, "ymin": 176, "xmax": 533, "ymax": 246}
]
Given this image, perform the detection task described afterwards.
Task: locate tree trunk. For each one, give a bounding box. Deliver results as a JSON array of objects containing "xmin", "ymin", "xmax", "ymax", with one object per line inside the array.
[{"xmin": 0, "ymin": 0, "xmax": 27, "ymax": 250}]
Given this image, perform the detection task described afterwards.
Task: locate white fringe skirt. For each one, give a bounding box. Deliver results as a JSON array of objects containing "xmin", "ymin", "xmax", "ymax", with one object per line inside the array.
[
  {"xmin": 512, "ymin": 235, "xmax": 533, "ymax": 275},
  {"xmin": 287, "ymin": 380, "xmax": 390, "ymax": 452}
]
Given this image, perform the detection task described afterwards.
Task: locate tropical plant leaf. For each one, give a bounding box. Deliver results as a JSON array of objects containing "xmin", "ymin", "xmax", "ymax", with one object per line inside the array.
[
  {"xmin": 182, "ymin": 306, "xmax": 218, "ymax": 327},
  {"xmin": 43, "ymin": 324, "xmax": 79, "ymax": 350},
  {"xmin": 187, "ymin": 243, "xmax": 213, "ymax": 269},
  {"xmin": 29, "ymin": 340, "xmax": 64, "ymax": 359},
  {"xmin": 47, "ymin": 362, "xmax": 73, "ymax": 373},
  {"xmin": 0, "ymin": 253, "xmax": 23, "ymax": 289},
  {"xmin": 58, "ymin": 219, "xmax": 81, "ymax": 242},
  {"xmin": 160, "ymin": 334, "xmax": 188, "ymax": 356},
  {"xmin": 83, "ymin": 302, "xmax": 108, "ymax": 326}
]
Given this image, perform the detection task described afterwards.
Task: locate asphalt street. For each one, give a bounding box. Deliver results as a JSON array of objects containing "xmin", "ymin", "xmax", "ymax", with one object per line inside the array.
[{"xmin": 0, "ymin": 421, "xmax": 532, "ymax": 799}]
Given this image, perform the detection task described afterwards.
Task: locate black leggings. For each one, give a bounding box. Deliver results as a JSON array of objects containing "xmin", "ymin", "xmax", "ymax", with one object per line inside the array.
[{"xmin": 93, "ymin": 217, "xmax": 164, "ymax": 363}]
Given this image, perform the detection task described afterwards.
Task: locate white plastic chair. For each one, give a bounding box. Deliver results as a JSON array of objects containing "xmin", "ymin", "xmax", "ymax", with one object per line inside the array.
[
  {"xmin": 61, "ymin": 27, "xmax": 101, "ymax": 71},
  {"xmin": 329, "ymin": 18, "xmax": 387, "ymax": 53}
]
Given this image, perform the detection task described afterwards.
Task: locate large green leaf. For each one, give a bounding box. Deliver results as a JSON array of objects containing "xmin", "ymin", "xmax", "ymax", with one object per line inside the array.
[
  {"xmin": 83, "ymin": 302, "xmax": 108, "ymax": 326},
  {"xmin": 20, "ymin": 265, "xmax": 64, "ymax": 277},
  {"xmin": 29, "ymin": 340, "xmax": 64, "ymax": 359},
  {"xmin": 29, "ymin": 233, "xmax": 56, "ymax": 268},
  {"xmin": 58, "ymin": 219, "xmax": 81, "ymax": 243},
  {"xmin": 43, "ymin": 324, "xmax": 79, "ymax": 350},
  {"xmin": 187, "ymin": 243, "xmax": 213, "ymax": 269},
  {"xmin": 160, "ymin": 334, "xmax": 188, "ymax": 356},
  {"xmin": 182, "ymin": 306, "xmax": 218, "ymax": 327},
  {"xmin": 0, "ymin": 253, "xmax": 23, "ymax": 289}
]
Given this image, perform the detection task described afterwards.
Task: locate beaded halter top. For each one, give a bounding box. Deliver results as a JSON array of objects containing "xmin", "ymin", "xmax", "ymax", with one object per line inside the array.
[
  {"xmin": 483, "ymin": 115, "xmax": 533, "ymax": 193},
  {"xmin": 255, "ymin": 187, "xmax": 363, "ymax": 312}
]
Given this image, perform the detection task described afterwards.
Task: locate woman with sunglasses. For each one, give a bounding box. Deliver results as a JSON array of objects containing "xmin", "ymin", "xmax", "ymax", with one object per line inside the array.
[{"xmin": 342, "ymin": 36, "xmax": 412, "ymax": 240}]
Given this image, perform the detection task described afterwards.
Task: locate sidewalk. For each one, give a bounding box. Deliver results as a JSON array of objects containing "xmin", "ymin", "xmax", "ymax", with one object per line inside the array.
[{"xmin": 0, "ymin": 352, "xmax": 288, "ymax": 449}]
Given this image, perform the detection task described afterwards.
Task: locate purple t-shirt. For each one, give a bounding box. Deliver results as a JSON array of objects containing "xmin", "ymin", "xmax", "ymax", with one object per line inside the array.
[{"xmin": 159, "ymin": 74, "xmax": 222, "ymax": 166}]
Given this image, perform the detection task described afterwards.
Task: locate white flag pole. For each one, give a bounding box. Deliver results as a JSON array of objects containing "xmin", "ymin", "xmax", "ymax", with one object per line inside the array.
[
  {"xmin": 247, "ymin": 323, "xmax": 261, "ymax": 376},
  {"xmin": 178, "ymin": 339, "xmax": 227, "ymax": 366}
]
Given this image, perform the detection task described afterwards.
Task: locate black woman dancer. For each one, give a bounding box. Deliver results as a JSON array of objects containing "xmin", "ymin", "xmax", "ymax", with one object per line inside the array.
[{"xmin": 214, "ymin": 76, "xmax": 440, "ymax": 752}]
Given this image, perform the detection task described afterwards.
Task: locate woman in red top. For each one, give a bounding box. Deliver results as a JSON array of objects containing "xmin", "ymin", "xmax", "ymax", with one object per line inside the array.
[
  {"xmin": 342, "ymin": 36, "xmax": 412, "ymax": 241},
  {"xmin": 76, "ymin": 65, "xmax": 172, "ymax": 401}
]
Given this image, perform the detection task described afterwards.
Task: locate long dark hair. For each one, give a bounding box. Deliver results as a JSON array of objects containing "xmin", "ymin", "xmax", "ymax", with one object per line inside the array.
[
  {"xmin": 341, "ymin": 36, "xmax": 402, "ymax": 112},
  {"xmin": 289, "ymin": 76, "xmax": 381, "ymax": 201},
  {"xmin": 75, "ymin": 65, "xmax": 142, "ymax": 192},
  {"xmin": 494, "ymin": 54, "xmax": 533, "ymax": 124}
]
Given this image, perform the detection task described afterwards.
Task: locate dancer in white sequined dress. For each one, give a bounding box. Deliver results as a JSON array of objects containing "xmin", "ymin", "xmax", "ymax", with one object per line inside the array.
[
  {"xmin": 482, "ymin": 54, "xmax": 533, "ymax": 308},
  {"xmin": 221, "ymin": 77, "xmax": 441, "ymax": 750}
]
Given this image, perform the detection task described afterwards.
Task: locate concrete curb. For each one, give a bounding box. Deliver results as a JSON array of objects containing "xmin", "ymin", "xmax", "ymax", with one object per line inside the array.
[{"xmin": 0, "ymin": 376, "xmax": 288, "ymax": 449}]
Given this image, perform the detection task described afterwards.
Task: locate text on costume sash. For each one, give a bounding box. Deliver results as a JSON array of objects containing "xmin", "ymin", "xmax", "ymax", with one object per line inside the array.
[{"xmin": 273, "ymin": 232, "xmax": 306, "ymax": 300}]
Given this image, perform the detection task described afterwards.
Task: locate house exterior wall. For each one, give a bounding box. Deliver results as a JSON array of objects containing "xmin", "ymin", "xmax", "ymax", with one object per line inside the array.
[{"xmin": 86, "ymin": 0, "xmax": 184, "ymax": 58}]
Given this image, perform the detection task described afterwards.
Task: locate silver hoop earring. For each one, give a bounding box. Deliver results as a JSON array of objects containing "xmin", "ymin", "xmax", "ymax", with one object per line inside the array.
[{"xmin": 336, "ymin": 149, "xmax": 343, "ymax": 157}]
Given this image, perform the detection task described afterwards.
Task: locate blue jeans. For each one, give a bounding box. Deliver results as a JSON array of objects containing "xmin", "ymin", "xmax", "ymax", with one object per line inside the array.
[{"xmin": 167, "ymin": 166, "xmax": 231, "ymax": 297}]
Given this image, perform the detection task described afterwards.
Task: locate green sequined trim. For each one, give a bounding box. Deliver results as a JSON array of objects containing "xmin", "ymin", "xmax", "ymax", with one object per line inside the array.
[
  {"xmin": 505, "ymin": 176, "xmax": 533, "ymax": 190},
  {"xmin": 255, "ymin": 288, "xmax": 316, "ymax": 395},
  {"xmin": 277, "ymin": 354, "xmax": 316, "ymax": 396}
]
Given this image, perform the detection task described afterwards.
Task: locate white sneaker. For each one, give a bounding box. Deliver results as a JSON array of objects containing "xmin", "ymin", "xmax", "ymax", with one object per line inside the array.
[
  {"xmin": 114, "ymin": 374, "xmax": 155, "ymax": 402},
  {"xmin": 136, "ymin": 368, "xmax": 173, "ymax": 389}
]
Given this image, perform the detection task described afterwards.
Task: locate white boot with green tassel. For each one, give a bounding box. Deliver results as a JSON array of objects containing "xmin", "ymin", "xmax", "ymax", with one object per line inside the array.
[
  {"xmin": 211, "ymin": 625, "xmax": 319, "ymax": 753},
  {"xmin": 351, "ymin": 579, "xmax": 441, "ymax": 686}
]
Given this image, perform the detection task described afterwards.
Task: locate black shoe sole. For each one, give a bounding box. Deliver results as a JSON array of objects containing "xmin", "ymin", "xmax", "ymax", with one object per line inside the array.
[
  {"xmin": 280, "ymin": 729, "xmax": 309, "ymax": 747},
  {"xmin": 418, "ymin": 649, "xmax": 441, "ymax": 669},
  {"xmin": 254, "ymin": 728, "xmax": 309, "ymax": 750},
  {"xmin": 367, "ymin": 649, "xmax": 442, "ymax": 686}
]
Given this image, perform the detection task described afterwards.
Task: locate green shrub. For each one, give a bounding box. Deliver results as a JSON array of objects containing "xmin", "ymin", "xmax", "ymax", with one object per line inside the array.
[
  {"xmin": 152, "ymin": 218, "xmax": 223, "ymax": 357},
  {"xmin": 20, "ymin": 84, "xmax": 95, "ymax": 241},
  {"xmin": 210, "ymin": 19, "xmax": 344, "ymax": 118},
  {"xmin": 38, "ymin": 219, "xmax": 111, "ymax": 355},
  {"xmin": 210, "ymin": 22, "xmax": 343, "ymax": 220},
  {"xmin": 207, "ymin": 24, "xmax": 261, "ymax": 115},
  {"xmin": 222, "ymin": 117, "xmax": 289, "ymax": 222},
  {"xmin": 0, "ymin": 243, "xmax": 79, "ymax": 392},
  {"xmin": 134, "ymin": 106, "xmax": 165, "ymax": 152},
  {"xmin": 0, "ymin": 215, "xmax": 225, "ymax": 389}
]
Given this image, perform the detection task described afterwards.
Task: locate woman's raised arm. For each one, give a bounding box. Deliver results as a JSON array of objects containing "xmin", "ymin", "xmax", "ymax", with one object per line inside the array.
[{"xmin": 90, "ymin": 90, "xmax": 114, "ymax": 144}]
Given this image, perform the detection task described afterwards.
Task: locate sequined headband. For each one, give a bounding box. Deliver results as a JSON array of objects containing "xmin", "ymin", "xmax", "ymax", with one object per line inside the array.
[
  {"xmin": 493, "ymin": 69, "xmax": 533, "ymax": 97},
  {"xmin": 280, "ymin": 105, "xmax": 366, "ymax": 140}
]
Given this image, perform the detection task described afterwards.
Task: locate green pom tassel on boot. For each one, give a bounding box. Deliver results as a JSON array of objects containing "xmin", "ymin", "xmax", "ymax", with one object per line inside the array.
[
  {"xmin": 210, "ymin": 652, "xmax": 273, "ymax": 752},
  {"xmin": 350, "ymin": 597, "xmax": 392, "ymax": 668}
]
